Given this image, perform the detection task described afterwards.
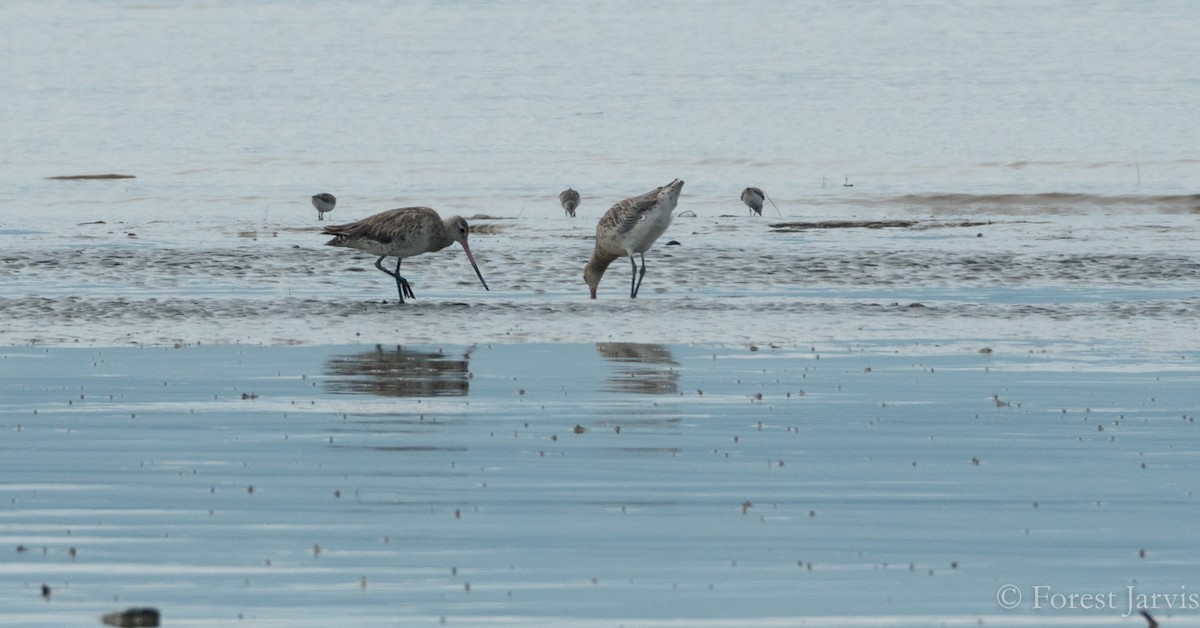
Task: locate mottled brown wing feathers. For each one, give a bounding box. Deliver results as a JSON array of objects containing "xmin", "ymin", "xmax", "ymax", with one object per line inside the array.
[
  {"xmin": 323, "ymin": 219, "xmax": 381, "ymax": 242},
  {"xmin": 322, "ymin": 207, "xmax": 436, "ymax": 246},
  {"xmin": 598, "ymin": 186, "xmax": 663, "ymax": 235}
]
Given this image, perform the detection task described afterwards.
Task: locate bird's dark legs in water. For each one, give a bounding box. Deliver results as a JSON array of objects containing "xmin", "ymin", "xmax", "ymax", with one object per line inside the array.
[
  {"xmin": 374, "ymin": 256, "xmax": 415, "ymax": 303},
  {"xmin": 629, "ymin": 252, "xmax": 647, "ymax": 299}
]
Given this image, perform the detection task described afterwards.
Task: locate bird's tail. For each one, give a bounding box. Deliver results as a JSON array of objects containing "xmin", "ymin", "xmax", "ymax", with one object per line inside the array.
[{"xmin": 323, "ymin": 233, "xmax": 350, "ymax": 247}]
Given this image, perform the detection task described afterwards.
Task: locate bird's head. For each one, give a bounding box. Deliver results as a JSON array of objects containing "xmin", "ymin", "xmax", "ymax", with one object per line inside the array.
[
  {"xmin": 446, "ymin": 215, "xmax": 471, "ymax": 244},
  {"xmin": 446, "ymin": 215, "xmax": 489, "ymax": 292},
  {"xmin": 583, "ymin": 257, "xmax": 613, "ymax": 299}
]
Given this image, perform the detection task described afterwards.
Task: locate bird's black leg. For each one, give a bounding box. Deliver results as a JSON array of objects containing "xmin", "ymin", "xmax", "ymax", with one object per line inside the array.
[
  {"xmin": 374, "ymin": 256, "xmax": 414, "ymax": 303},
  {"xmin": 638, "ymin": 253, "xmax": 648, "ymax": 296},
  {"xmin": 374, "ymin": 256, "xmax": 396, "ymax": 279},
  {"xmin": 628, "ymin": 255, "xmax": 638, "ymax": 298},
  {"xmin": 631, "ymin": 253, "xmax": 647, "ymax": 298},
  {"xmin": 395, "ymin": 258, "xmax": 415, "ymax": 301}
]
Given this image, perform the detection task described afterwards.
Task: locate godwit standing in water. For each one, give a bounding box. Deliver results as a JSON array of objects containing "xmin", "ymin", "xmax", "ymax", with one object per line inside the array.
[
  {"xmin": 741, "ymin": 187, "xmax": 765, "ymax": 216},
  {"xmin": 584, "ymin": 179, "xmax": 684, "ymax": 299},
  {"xmin": 741, "ymin": 187, "xmax": 782, "ymax": 216},
  {"xmin": 312, "ymin": 193, "xmax": 337, "ymax": 221},
  {"xmin": 322, "ymin": 207, "xmax": 489, "ymax": 303},
  {"xmin": 559, "ymin": 188, "xmax": 580, "ymax": 217}
]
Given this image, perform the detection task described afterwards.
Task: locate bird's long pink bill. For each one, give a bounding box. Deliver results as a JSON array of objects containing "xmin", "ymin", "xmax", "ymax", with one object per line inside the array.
[{"xmin": 460, "ymin": 242, "xmax": 489, "ymax": 291}]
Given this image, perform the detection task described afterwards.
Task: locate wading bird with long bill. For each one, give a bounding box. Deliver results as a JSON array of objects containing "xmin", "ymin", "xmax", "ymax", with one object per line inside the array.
[
  {"xmin": 584, "ymin": 179, "xmax": 684, "ymax": 299},
  {"xmin": 322, "ymin": 206, "xmax": 488, "ymax": 303}
]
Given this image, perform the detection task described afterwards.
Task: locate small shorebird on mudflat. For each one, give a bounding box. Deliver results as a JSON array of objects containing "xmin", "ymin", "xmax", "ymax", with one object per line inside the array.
[
  {"xmin": 584, "ymin": 178, "xmax": 684, "ymax": 299},
  {"xmin": 741, "ymin": 187, "xmax": 765, "ymax": 216},
  {"xmin": 321, "ymin": 206, "xmax": 488, "ymax": 303},
  {"xmin": 312, "ymin": 193, "xmax": 337, "ymax": 220},
  {"xmin": 741, "ymin": 187, "xmax": 783, "ymax": 216},
  {"xmin": 559, "ymin": 188, "xmax": 580, "ymax": 217}
]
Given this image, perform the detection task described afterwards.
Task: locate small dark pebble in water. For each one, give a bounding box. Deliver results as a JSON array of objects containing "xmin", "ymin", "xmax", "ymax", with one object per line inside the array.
[
  {"xmin": 101, "ymin": 607, "xmax": 161, "ymax": 627},
  {"xmin": 665, "ymin": 240, "xmax": 681, "ymax": 245}
]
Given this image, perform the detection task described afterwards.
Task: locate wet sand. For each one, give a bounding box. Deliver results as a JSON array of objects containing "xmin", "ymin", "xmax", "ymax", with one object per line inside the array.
[
  {"xmin": 3, "ymin": 195, "xmax": 1200, "ymax": 626},
  {"xmin": 2, "ymin": 206, "xmax": 1198, "ymax": 352},
  {"xmin": 3, "ymin": 342, "xmax": 1199, "ymax": 626}
]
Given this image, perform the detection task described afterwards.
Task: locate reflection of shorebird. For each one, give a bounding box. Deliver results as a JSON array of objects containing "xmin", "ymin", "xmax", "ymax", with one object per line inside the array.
[
  {"xmin": 559, "ymin": 188, "xmax": 580, "ymax": 217},
  {"xmin": 312, "ymin": 193, "xmax": 336, "ymax": 220},
  {"xmin": 596, "ymin": 342, "xmax": 679, "ymax": 394},
  {"xmin": 596, "ymin": 342, "xmax": 676, "ymax": 365},
  {"xmin": 584, "ymin": 179, "xmax": 684, "ymax": 299},
  {"xmin": 741, "ymin": 187, "xmax": 764, "ymax": 216},
  {"xmin": 325, "ymin": 344, "xmax": 471, "ymax": 397},
  {"xmin": 322, "ymin": 207, "xmax": 489, "ymax": 303}
]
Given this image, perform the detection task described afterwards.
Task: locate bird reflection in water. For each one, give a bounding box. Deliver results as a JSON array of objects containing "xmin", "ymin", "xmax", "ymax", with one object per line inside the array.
[
  {"xmin": 595, "ymin": 343, "xmax": 679, "ymax": 394},
  {"xmin": 325, "ymin": 345, "xmax": 473, "ymax": 397}
]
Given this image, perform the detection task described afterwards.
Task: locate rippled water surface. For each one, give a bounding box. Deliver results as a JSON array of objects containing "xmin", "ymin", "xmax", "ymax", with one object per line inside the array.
[{"xmin": 4, "ymin": 342, "xmax": 1200, "ymax": 626}]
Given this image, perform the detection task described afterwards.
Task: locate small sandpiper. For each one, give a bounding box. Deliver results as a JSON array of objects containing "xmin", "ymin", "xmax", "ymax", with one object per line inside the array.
[
  {"xmin": 559, "ymin": 188, "xmax": 580, "ymax": 217},
  {"xmin": 312, "ymin": 193, "xmax": 337, "ymax": 221}
]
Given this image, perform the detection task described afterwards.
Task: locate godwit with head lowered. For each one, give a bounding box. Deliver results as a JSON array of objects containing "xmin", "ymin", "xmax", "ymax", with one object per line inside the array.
[
  {"xmin": 584, "ymin": 178, "xmax": 684, "ymax": 299},
  {"xmin": 322, "ymin": 207, "xmax": 488, "ymax": 303},
  {"xmin": 559, "ymin": 188, "xmax": 580, "ymax": 217},
  {"xmin": 312, "ymin": 193, "xmax": 336, "ymax": 220},
  {"xmin": 741, "ymin": 187, "xmax": 764, "ymax": 216}
]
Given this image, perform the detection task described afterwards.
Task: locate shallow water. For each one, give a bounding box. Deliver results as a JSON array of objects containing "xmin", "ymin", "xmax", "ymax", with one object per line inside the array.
[
  {"xmin": 3, "ymin": 342, "xmax": 1200, "ymax": 626},
  {"xmin": 3, "ymin": 0, "xmax": 1198, "ymax": 355},
  {"xmin": 3, "ymin": 1, "xmax": 1200, "ymax": 625},
  {"xmin": 2, "ymin": 208, "xmax": 1198, "ymax": 355}
]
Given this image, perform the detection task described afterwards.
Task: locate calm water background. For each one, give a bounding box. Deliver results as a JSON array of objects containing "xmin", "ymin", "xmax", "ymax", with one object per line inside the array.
[
  {"xmin": 1, "ymin": 0, "xmax": 1199, "ymax": 348},
  {"xmin": 4, "ymin": 342, "xmax": 1200, "ymax": 627},
  {"xmin": 2, "ymin": 1, "xmax": 1200, "ymax": 625},
  {"xmin": 4, "ymin": 0, "xmax": 1199, "ymax": 209}
]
